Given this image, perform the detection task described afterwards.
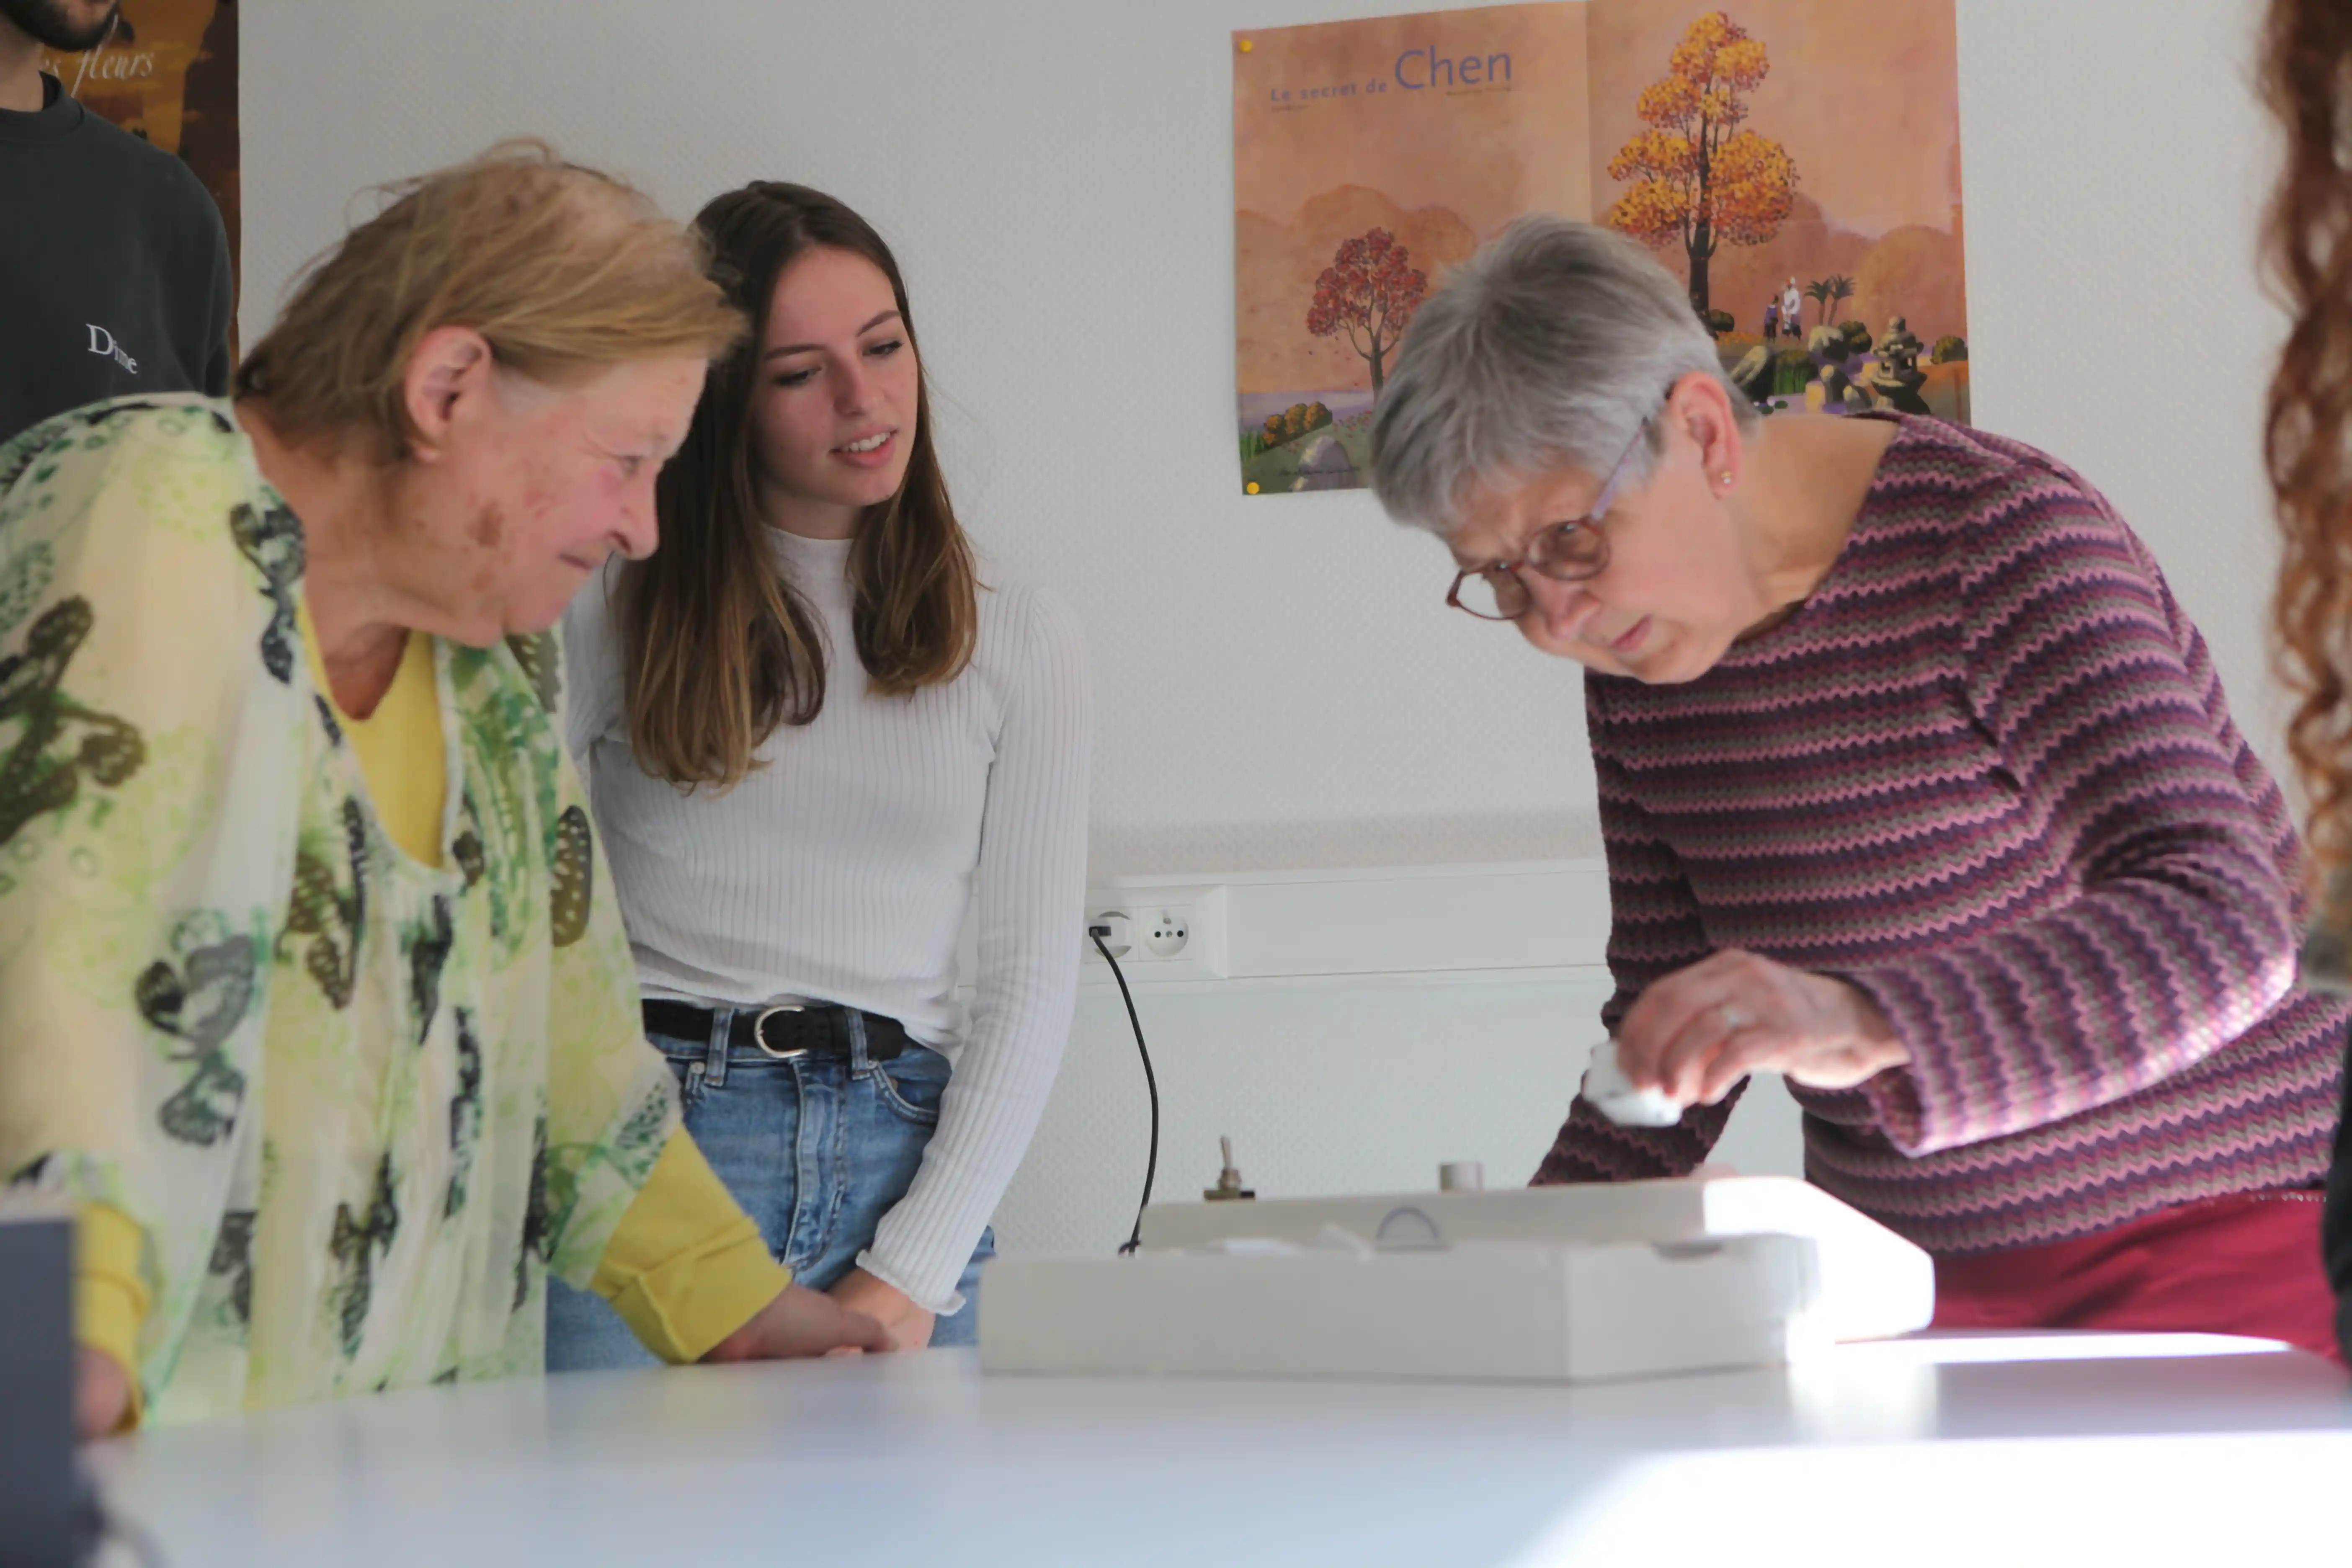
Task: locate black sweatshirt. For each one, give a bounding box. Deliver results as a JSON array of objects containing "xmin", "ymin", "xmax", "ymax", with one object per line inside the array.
[{"xmin": 0, "ymin": 74, "xmax": 231, "ymax": 446}]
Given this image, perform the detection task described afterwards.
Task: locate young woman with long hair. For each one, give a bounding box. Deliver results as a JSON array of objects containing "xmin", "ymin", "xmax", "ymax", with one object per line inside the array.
[{"xmin": 543, "ymin": 183, "xmax": 1091, "ymax": 1361}]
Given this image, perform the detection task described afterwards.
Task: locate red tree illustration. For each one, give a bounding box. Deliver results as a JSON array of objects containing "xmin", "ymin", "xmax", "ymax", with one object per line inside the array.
[{"xmin": 1307, "ymin": 228, "xmax": 1429, "ymax": 398}]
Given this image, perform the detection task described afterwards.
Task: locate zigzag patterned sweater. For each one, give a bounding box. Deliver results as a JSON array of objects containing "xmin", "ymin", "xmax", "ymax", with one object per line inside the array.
[{"xmin": 1537, "ymin": 415, "xmax": 2349, "ymax": 1256}]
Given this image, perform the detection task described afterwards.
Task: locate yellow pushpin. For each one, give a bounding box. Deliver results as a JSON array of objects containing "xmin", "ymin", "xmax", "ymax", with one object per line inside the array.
[
  {"xmin": 1238, "ymin": 38, "xmax": 1253, "ymax": 53},
  {"xmin": 1245, "ymin": 481, "xmax": 1261, "ymax": 494}
]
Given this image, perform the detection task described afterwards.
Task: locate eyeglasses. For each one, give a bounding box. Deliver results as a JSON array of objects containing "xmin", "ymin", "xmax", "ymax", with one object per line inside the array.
[{"xmin": 1445, "ymin": 417, "xmax": 1651, "ymax": 623}]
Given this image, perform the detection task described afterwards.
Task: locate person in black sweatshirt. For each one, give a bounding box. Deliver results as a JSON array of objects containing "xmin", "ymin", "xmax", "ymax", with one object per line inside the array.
[{"xmin": 0, "ymin": 0, "xmax": 231, "ymax": 445}]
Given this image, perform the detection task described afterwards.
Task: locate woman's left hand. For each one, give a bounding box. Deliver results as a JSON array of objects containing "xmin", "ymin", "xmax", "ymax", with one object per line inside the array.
[
  {"xmin": 76, "ymin": 1347, "xmax": 132, "ymax": 1441},
  {"xmin": 1614, "ymin": 949, "xmax": 1911, "ymax": 1108},
  {"xmin": 828, "ymin": 1267, "xmax": 936, "ymax": 1351}
]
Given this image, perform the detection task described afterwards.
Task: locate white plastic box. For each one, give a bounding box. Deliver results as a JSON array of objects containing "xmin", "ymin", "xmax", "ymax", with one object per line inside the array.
[
  {"xmin": 1134, "ymin": 1173, "xmax": 1934, "ymax": 1345},
  {"xmin": 980, "ymin": 1232, "xmax": 1820, "ymax": 1384}
]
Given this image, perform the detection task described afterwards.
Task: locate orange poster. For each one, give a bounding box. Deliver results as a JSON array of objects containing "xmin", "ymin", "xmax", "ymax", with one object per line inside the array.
[
  {"xmin": 41, "ymin": 1, "xmax": 240, "ymax": 297},
  {"xmin": 1235, "ymin": 1, "xmax": 1966, "ymax": 497}
]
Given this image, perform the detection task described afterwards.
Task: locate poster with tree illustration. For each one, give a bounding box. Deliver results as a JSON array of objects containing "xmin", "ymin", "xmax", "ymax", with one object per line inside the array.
[
  {"xmin": 1234, "ymin": 1, "xmax": 1965, "ymax": 498},
  {"xmin": 39, "ymin": 2, "xmax": 240, "ymax": 309}
]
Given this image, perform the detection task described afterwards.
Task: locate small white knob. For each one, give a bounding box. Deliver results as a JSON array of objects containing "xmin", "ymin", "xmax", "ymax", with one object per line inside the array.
[{"xmin": 1438, "ymin": 1161, "xmax": 1484, "ymax": 1192}]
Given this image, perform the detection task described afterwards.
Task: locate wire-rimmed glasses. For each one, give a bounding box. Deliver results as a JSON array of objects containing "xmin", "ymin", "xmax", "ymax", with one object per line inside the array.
[{"xmin": 1445, "ymin": 418, "xmax": 1652, "ymax": 622}]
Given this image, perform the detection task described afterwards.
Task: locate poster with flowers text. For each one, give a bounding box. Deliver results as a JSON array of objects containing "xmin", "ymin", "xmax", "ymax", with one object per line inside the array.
[
  {"xmin": 1233, "ymin": 1, "xmax": 1966, "ymax": 497},
  {"xmin": 42, "ymin": 1, "xmax": 240, "ymax": 308}
]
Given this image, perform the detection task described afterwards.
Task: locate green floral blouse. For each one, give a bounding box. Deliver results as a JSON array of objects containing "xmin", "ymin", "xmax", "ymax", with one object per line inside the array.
[{"xmin": 0, "ymin": 397, "xmax": 679, "ymax": 1422}]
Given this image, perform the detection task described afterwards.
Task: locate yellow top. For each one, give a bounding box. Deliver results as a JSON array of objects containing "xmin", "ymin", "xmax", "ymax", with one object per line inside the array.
[
  {"xmin": 74, "ymin": 610, "xmax": 789, "ymax": 1417},
  {"xmin": 589, "ymin": 1132, "xmax": 790, "ymax": 1361},
  {"xmin": 299, "ymin": 600, "xmax": 445, "ymax": 867},
  {"xmin": 75, "ymin": 1202, "xmax": 149, "ymax": 1432}
]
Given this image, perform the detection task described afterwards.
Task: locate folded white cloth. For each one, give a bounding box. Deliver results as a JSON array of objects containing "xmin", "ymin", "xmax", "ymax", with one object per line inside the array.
[{"xmin": 1581, "ymin": 1039, "xmax": 1686, "ymax": 1128}]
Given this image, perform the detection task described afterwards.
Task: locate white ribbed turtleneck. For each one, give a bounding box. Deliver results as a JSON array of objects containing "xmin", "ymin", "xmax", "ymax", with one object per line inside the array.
[{"xmin": 561, "ymin": 531, "xmax": 1091, "ymax": 1310}]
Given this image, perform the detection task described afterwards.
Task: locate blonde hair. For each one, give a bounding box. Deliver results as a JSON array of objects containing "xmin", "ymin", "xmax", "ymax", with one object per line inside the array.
[{"xmin": 236, "ymin": 140, "xmax": 743, "ymax": 459}]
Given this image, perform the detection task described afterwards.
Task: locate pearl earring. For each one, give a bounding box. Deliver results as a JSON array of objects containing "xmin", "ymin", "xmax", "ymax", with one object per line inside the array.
[{"xmin": 1718, "ymin": 472, "xmax": 1735, "ymax": 488}]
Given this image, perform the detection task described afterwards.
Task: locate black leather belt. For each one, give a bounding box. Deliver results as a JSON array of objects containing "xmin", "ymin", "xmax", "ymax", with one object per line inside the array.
[{"xmin": 642, "ymin": 1000, "xmax": 910, "ymax": 1062}]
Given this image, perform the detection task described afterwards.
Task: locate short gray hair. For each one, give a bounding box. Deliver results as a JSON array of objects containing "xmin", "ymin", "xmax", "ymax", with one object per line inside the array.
[{"xmin": 1369, "ymin": 215, "xmax": 1755, "ymax": 534}]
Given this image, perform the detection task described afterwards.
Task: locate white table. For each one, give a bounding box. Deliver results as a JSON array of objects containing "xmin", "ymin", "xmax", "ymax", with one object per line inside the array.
[{"xmin": 90, "ymin": 1334, "xmax": 2352, "ymax": 1568}]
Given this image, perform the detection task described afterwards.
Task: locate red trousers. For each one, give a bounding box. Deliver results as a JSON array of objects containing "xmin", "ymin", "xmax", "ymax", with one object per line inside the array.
[{"xmin": 1930, "ymin": 1189, "xmax": 2342, "ymax": 1363}]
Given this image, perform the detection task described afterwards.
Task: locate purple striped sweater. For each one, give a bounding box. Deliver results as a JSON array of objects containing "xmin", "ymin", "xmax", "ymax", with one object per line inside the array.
[{"xmin": 1537, "ymin": 415, "xmax": 2349, "ymax": 1256}]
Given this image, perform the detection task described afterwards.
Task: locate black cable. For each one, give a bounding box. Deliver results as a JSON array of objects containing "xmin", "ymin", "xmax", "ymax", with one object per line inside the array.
[{"xmin": 1090, "ymin": 928, "xmax": 1158, "ymax": 1254}]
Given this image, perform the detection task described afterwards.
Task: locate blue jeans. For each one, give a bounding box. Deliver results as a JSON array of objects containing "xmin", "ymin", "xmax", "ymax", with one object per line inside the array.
[{"xmin": 545, "ymin": 1007, "xmax": 993, "ymax": 1370}]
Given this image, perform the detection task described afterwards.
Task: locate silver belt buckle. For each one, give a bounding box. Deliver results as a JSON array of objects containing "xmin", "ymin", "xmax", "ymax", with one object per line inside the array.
[{"xmin": 753, "ymin": 1003, "xmax": 808, "ymax": 1059}]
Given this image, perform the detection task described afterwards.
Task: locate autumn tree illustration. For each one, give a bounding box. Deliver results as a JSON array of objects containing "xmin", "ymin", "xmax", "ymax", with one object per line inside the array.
[
  {"xmin": 1307, "ymin": 228, "xmax": 1428, "ymax": 398},
  {"xmin": 1605, "ymin": 12, "xmax": 1797, "ymax": 318}
]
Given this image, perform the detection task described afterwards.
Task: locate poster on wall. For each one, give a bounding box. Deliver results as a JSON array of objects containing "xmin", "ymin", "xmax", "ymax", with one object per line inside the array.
[
  {"xmin": 1233, "ymin": 1, "xmax": 1966, "ymax": 498},
  {"xmin": 42, "ymin": 1, "xmax": 240, "ymax": 298}
]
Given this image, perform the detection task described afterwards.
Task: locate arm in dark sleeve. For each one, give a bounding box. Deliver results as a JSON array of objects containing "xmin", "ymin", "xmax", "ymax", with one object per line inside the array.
[
  {"xmin": 1844, "ymin": 482, "xmax": 2301, "ymax": 1155},
  {"xmin": 198, "ymin": 189, "xmax": 232, "ymax": 397},
  {"xmin": 163, "ymin": 158, "xmax": 234, "ymax": 397},
  {"xmin": 1534, "ymin": 686, "xmax": 1739, "ymax": 1184}
]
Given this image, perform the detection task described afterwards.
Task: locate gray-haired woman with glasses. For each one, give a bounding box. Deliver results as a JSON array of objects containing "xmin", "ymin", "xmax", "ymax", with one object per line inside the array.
[{"xmin": 1370, "ymin": 215, "xmax": 2348, "ymax": 1356}]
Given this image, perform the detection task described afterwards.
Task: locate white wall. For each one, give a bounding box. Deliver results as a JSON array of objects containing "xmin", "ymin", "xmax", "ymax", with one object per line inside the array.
[
  {"xmin": 243, "ymin": 0, "xmax": 1611, "ymax": 877},
  {"xmin": 996, "ymin": 972, "xmax": 1808, "ymax": 1254},
  {"xmin": 242, "ymin": 0, "xmax": 2290, "ymax": 1253}
]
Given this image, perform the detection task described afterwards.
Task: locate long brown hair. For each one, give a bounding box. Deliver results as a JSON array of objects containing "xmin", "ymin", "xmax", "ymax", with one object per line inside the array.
[
  {"xmin": 618, "ymin": 183, "xmax": 978, "ymax": 790},
  {"xmin": 2264, "ymin": 0, "xmax": 2352, "ymax": 890},
  {"xmin": 237, "ymin": 141, "xmax": 741, "ymax": 462}
]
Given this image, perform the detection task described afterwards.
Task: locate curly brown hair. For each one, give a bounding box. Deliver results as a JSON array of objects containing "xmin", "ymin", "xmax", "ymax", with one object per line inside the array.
[{"xmin": 2264, "ymin": 0, "xmax": 2352, "ymax": 896}]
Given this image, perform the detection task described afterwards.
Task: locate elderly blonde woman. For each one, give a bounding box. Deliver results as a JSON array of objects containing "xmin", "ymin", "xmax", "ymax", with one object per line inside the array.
[
  {"xmin": 0, "ymin": 144, "xmax": 888, "ymax": 1439},
  {"xmin": 1371, "ymin": 216, "xmax": 2347, "ymax": 1356}
]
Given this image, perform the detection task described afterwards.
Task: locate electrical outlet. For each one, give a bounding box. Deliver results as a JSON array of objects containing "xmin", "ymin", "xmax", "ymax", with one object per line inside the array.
[
  {"xmin": 1140, "ymin": 907, "xmax": 1190, "ymax": 958},
  {"xmin": 1082, "ymin": 883, "xmax": 1228, "ymax": 980},
  {"xmin": 1087, "ymin": 911, "xmax": 1134, "ymax": 958}
]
